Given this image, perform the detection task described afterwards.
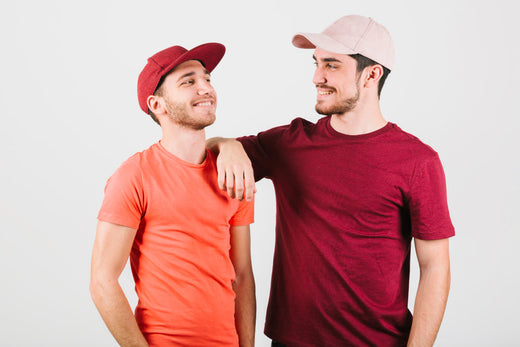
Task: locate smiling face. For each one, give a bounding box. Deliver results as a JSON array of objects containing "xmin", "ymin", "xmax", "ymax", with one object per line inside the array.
[
  {"xmin": 312, "ymin": 48, "xmax": 362, "ymax": 116},
  {"xmin": 156, "ymin": 60, "xmax": 217, "ymax": 130}
]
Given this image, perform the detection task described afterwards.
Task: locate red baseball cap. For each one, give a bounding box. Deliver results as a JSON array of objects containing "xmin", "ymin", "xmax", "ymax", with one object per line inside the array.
[{"xmin": 137, "ymin": 42, "xmax": 226, "ymax": 113}]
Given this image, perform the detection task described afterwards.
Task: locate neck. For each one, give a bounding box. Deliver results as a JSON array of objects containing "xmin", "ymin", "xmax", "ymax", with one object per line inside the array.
[
  {"xmin": 329, "ymin": 96, "xmax": 387, "ymax": 135},
  {"xmin": 160, "ymin": 126, "xmax": 207, "ymax": 165}
]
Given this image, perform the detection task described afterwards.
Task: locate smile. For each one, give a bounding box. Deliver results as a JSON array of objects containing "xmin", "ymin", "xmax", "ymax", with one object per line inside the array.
[
  {"xmin": 316, "ymin": 88, "xmax": 334, "ymax": 99},
  {"xmin": 193, "ymin": 100, "xmax": 214, "ymax": 107}
]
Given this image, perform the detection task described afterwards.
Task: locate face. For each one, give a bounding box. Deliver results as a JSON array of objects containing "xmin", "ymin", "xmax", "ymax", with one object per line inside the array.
[
  {"xmin": 312, "ymin": 48, "xmax": 361, "ymax": 116},
  {"xmin": 158, "ymin": 60, "xmax": 217, "ymax": 130}
]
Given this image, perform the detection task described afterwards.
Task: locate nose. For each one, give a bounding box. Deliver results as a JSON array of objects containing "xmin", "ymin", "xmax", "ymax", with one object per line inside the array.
[
  {"xmin": 313, "ymin": 66, "xmax": 326, "ymax": 86},
  {"xmin": 197, "ymin": 79, "xmax": 214, "ymax": 96}
]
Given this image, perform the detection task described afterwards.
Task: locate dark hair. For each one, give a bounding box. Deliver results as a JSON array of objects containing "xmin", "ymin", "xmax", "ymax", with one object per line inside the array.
[{"xmin": 349, "ymin": 54, "xmax": 390, "ymax": 98}]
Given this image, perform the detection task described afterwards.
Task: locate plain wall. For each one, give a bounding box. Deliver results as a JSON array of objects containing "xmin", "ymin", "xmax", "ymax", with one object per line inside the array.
[{"xmin": 1, "ymin": 0, "xmax": 518, "ymax": 345}]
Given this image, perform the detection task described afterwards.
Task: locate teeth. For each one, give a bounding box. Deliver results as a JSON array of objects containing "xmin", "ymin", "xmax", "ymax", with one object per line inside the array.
[
  {"xmin": 318, "ymin": 90, "xmax": 333, "ymax": 95},
  {"xmin": 196, "ymin": 101, "xmax": 212, "ymax": 106}
]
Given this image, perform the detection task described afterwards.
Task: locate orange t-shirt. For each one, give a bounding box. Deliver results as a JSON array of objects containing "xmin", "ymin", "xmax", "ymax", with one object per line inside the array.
[{"xmin": 97, "ymin": 142, "xmax": 254, "ymax": 346}]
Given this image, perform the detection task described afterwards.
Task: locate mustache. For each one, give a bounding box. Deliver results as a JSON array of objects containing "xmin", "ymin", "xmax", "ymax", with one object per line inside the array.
[{"xmin": 315, "ymin": 85, "xmax": 336, "ymax": 91}]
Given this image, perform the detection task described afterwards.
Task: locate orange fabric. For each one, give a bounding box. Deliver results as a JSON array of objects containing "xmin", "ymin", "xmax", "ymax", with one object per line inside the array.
[{"xmin": 98, "ymin": 142, "xmax": 254, "ymax": 346}]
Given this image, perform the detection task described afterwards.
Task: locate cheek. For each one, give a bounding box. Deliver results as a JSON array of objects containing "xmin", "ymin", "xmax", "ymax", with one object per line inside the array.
[{"xmin": 341, "ymin": 79, "xmax": 359, "ymax": 95}]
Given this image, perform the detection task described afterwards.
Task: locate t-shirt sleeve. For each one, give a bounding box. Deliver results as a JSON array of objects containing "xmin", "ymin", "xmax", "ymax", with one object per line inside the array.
[
  {"xmin": 237, "ymin": 124, "xmax": 288, "ymax": 182},
  {"xmin": 237, "ymin": 134, "xmax": 271, "ymax": 182},
  {"xmin": 229, "ymin": 196, "xmax": 255, "ymax": 226},
  {"xmin": 408, "ymin": 154, "xmax": 455, "ymax": 240},
  {"xmin": 97, "ymin": 158, "xmax": 145, "ymax": 230}
]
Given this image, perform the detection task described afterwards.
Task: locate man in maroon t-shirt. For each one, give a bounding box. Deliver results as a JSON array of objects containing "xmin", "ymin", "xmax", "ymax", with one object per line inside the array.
[{"xmin": 209, "ymin": 15, "xmax": 454, "ymax": 346}]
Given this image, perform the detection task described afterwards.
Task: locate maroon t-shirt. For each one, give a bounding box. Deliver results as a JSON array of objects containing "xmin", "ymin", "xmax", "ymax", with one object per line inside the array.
[{"xmin": 238, "ymin": 117, "xmax": 455, "ymax": 347}]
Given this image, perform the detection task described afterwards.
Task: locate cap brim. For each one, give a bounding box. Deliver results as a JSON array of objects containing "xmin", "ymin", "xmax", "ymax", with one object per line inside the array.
[
  {"xmin": 162, "ymin": 42, "xmax": 226, "ymax": 77},
  {"xmin": 292, "ymin": 33, "xmax": 356, "ymax": 55}
]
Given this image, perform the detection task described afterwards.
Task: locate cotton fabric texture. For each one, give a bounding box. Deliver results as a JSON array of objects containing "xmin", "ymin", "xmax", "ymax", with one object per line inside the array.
[
  {"xmin": 98, "ymin": 143, "xmax": 254, "ymax": 346},
  {"xmin": 238, "ymin": 117, "xmax": 454, "ymax": 346}
]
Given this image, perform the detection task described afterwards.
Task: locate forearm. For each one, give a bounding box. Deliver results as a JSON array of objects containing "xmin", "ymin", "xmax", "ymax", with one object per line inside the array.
[
  {"xmin": 233, "ymin": 271, "xmax": 256, "ymax": 347},
  {"xmin": 407, "ymin": 265, "xmax": 450, "ymax": 347},
  {"xmin": 90, "ymin": 279, "xmax": 148, "ymax": 347}
]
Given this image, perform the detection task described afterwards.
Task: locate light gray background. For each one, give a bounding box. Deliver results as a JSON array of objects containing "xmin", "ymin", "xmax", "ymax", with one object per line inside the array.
[{"xmin": 1, "ymin": 0, "xmax": 518, "ymax": 346}]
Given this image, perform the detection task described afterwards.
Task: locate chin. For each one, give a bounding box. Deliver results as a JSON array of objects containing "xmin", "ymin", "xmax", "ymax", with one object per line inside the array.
[
  {"xmin": 199, "ymin": 116, "xmax": 216, "ymax": 129},
  {"xmin": 315, "ymin": 104, "xmax": 333, "ymax": 116}
]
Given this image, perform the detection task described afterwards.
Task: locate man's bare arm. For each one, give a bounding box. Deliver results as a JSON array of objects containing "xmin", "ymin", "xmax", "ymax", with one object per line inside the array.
[
  {"xmin": 408, "ymin": 238, "xmax": 451, "ymax": 347},
  {"xmin": 90, "ymin": 221, "xmax": 149, "ymax": 347},
  {"xmin": 230, "ymin": 225, "xmax": 256, "ymax": 347},
  {"xmin": 206, "ymin": 137, "xmax": 256, "ymax": 201}
]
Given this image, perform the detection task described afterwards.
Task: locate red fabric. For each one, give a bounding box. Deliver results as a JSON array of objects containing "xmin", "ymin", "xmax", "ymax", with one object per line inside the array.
[
  {"xmin": 98, "ymin": 143, "xmax": 254, "ymax": 346},
  {"xmin": 238, "ymin": 117, "xmax": 454, "ymax": 346}
]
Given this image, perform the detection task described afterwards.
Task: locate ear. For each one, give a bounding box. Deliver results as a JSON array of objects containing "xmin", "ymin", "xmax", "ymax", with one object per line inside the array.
[
  {"xmin": 147, "ymin": 94, "xmax": 165, "ymax": 116},
  {"xmin": 363, "ymin": 64, "xmax": 383, "ymax": 89}
]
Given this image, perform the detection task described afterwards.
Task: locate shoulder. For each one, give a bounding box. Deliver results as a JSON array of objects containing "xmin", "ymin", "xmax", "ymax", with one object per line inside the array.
[
  {"xmin": 258, "ymin": 117, "xmax": 321, "ymax": 141},
  {"xmin": 109, "ymin": 143, "xmax": 159, "ymax": 183},
  {"xmin": 387, "ymin": 123, "xmax": 439, "ymax": 161},
  {"xmin": 237, "ymin": 117, "xmax": 317, "ymax": 149},
  {"xmin": 205, "ymin": 148, "xmax": 218, "ymax": 166},
  {"xmin": 287, "ymin": 117, "xmax": 320, "ymax": 133},
  {"xmin": 259, "ymin": 117, "xmax": 316, "ymax": 134}
]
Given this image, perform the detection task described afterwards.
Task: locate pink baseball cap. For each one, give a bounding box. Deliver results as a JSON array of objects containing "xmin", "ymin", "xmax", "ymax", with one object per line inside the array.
[
  {"xmin": 137, "ymin": 42, "xmax": 225, "ymax": 113},
  {"xmin": 292, "ymin": 15, "xmax": 394, "ymax": 70}
]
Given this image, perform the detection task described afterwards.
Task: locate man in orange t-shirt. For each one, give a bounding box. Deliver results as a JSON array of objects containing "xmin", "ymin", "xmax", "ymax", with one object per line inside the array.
[{"xmin": 90, "ymin": 43, "xmax": 255, "ymax": 346}]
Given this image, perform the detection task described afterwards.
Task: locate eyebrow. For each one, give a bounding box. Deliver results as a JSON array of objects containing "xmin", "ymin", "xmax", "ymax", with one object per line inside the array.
[
  {"xmin": 177, "ymin": 69, "xmax": 211, "ymax": 82},
  {"xmin": 312, "ymin": 55, "xmax": 342, "ymax": 63}
]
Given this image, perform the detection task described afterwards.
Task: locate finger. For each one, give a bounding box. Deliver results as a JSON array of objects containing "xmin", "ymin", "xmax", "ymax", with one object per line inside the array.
[
  {"xmin": 244, "ymin": 167, "xmax": 256, "ymax": 202},
  {"xmin": 234, "ymin": 166, "xmax": 245, "ymax": 201},
  {"xmin": 225, "ymin": 168, "xmax": 236, "ymax": 199},
  {"xmin": 217, "ymin": 163, "xmax": 226, "ymax": 191}
]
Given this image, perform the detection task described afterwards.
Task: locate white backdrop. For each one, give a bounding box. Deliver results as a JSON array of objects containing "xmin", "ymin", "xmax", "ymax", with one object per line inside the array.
[{"xmin": 1, "ymin": 0, "xmax": 519, "ymax": 346}]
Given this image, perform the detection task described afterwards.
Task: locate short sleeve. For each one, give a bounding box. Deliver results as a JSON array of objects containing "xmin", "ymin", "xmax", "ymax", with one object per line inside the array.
[
  {"xmin": 237, "ymin": 135, "xmax": 272, "ymax": 181},
  {"xmin": 238, "ymin": 124, "xmax": 289, "ymax": 182},
  {"xmin": 408, "ymin": 154, "xmax": 455, "ymax": 240},
  {"xmin": 97, "ymin": 158, "xmax": 145, "ymax": 229},
  {"xmin": 229, "ymin": 196, "xmax": 255, "ymax": 226}
]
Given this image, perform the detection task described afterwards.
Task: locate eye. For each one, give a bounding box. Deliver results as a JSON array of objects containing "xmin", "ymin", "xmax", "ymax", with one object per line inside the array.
[
  {"xmin": 182, "ymin": 80, "xmax": 194, "ymax": 86},
  {"xmin": 326, "ymin": 63, "xmax": 337, "ymax": 70}
]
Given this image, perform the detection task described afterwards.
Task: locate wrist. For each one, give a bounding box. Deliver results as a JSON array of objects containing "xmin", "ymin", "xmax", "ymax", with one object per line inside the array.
[{"xmin": 219, "ymin": 138, "xmax": 239, "ymax": 150}]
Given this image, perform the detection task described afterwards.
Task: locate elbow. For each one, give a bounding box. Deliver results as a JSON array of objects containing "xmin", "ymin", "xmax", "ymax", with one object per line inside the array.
[
  {"xmin": 445, "ymin": 267, "xmax": 452, "ymax": 293},
  {"xmin": 89, "ymin": 275, "xmax": 103, "ymax": 305},
  {"xmin": 233, "ymin": 269, "xmax": 255, "ymax": 290},
  {"xmin": 420, "ymin": 262, "xmax": 451, "ymax": 296},
  {"xmin": 438, "ymin": 262, "xmax": 451, "ymax": 289},
  {"xmin": 89, "ymin": 272, "xmax": 112, "ymax": 306}
]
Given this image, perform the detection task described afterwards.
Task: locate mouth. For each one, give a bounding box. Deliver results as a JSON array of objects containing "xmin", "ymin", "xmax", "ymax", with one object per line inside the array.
[
  {"xmin": 193, "ymin": 99, "xmax": 215, "ymax": 107},
  {"xmin": 316, "ymin": 86, "xmax": 334, "ymax": 99}
]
